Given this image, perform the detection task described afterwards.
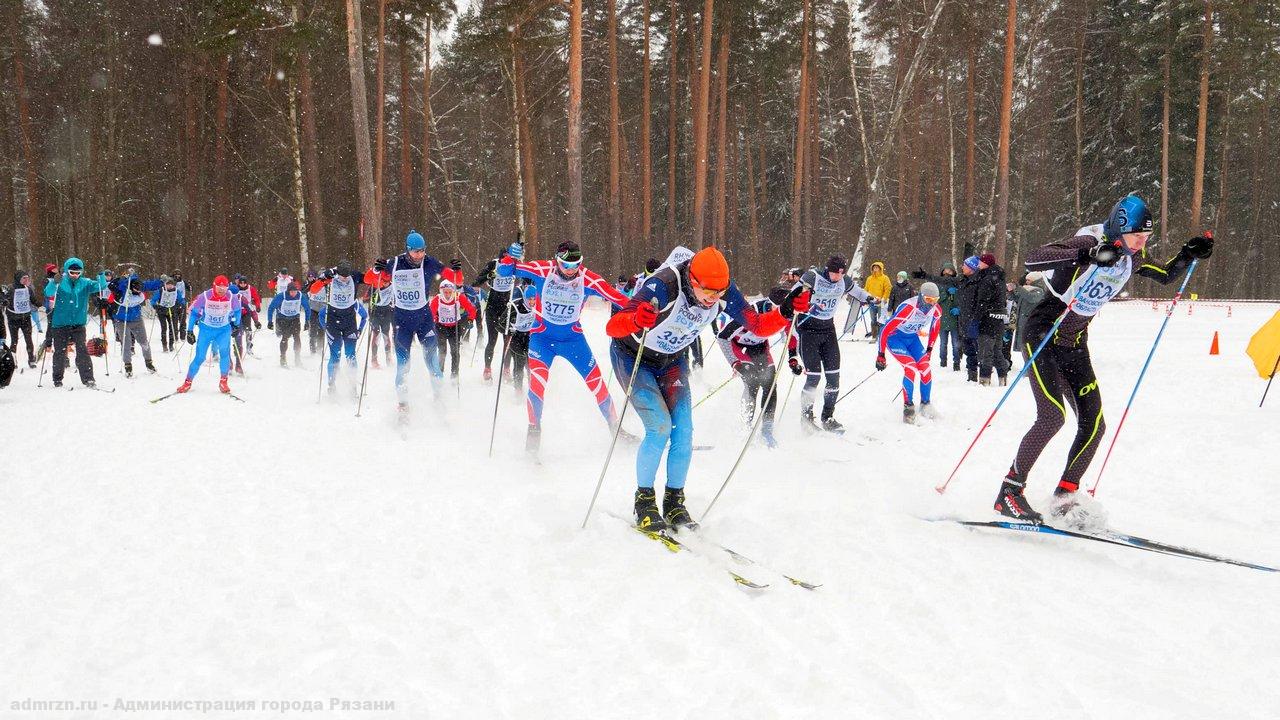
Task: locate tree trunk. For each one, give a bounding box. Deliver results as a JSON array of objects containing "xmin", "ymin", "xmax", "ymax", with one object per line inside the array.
[
  {"xmin": 421, "ymin": 15, "xmax": 432, "ymax": 233},
  {"xmin": 288, "ymin": 71, "xmax": 310, "ymax": 272},
  {"xmin": 744, "ymin": 119, "xmax": 762, "ymax": 274},
  {"xmin": 846, "ymin": 0, "xmax": 873, "ymax": 193},
  {"xmin": 298, "ymin": 46, "xmax": 326, "ymax": 257},
  {"xmin": 514, "ymin": 38, "xmax": 540, "ymax": 254},
  {"xmin": 8, "ymin": 7, "xmax": 38, "ymax": 266},
  {"xmin": 1075, "ymin": 0, "xmax": 1087, "ymax": 225},
  {"xmin": 608, "ymin": 0, "xmax": 621, "ymax": 270},
  {"xmin": 1190, "ymin": 1, "xmax": 1213, "ymax": 232},
  {"xmin": 345, "ymin": 0, "xmax": 381, "ymax": 259},
  {"xmin": 508, "ymin": 52, "xmax": 524, "ymax": 240},
  {"xmin": 689, "ymin": 0, "xmax": 714, "ymax": 248},
  {"xmin": 946, "ymin": 73, "xmax": 958, "ymax": 265},
  {"xmin": 666, "ymin": 0, "xmax": 679, "ymax": 243},
  {"xmin": 992, "ymin": 0, "xmax": 1016, "ymax": 261},
  {"xmin": 215, "ymin": 55, "xmax": 230, "ymax": 255},
  {"xmin": 567, "ymin": 0, "xmax": 584, "ymax": 246},
  {"xmin": 790, "ymin": 0, "xmax": 811, "ymax": 251},
  {"xmin": 374, "ymin": 0, "xmax": 387, "ymax": 237},
  {"xmin": 851, "ymin": 0, "xmax": 947, "ymax": 272},
  {"xmin": 399, "ymin": 31, "xmax": 413, "ymax": 227},
  {"xmin": 1160, "ymin": 1, "xmax": 1171, "ymax": 242},
  {"xmin": 712, "ymin": 13, "xmax": 730, "ymax": 247},
  {"xmin": 965, "ymin": 41, "xmax": 976, "ymax": 246},
  {"xmin": 184, "ymin": 56, "xmax": 199, "ymax": 256},
  {"xmin": 641, "ymin": 0, "xmax": 652, "ymax": 242}
]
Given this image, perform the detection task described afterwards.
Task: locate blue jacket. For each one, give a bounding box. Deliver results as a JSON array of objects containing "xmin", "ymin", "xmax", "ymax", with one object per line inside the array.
[
  {"xmin": 110, "ymin": 276, "xmax": 164, "ymax": 322},
  {"xmin": 267, "ymin": 291, "xmax": 311, "ymax": 324},
  {"xmin": 44, "ymin": 258, "xmax": 108, "ymax": 328},
  {"xmin": 151, "ymin": 286, "xmax": 186, "ymax": 310}
]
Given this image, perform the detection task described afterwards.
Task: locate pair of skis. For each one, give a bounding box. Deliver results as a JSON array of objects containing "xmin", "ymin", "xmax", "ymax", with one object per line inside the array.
[
  {"xmin": 151, "ymin": 390, "xmax": 245, "ymax": 404},
  {"xmin": 611, "ymin": 512, "xmax": 821, "ymax": 590},
  {"xmin": 940, "ymin": 518, "xmax": 1277, "ymax": 573}
]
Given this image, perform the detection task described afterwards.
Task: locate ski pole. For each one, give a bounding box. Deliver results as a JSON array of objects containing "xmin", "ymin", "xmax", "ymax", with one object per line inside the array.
[
  {"xmin": 356, "ymin": 287, "xmax": 379, "ymax": 417},
  {"xmin": 486, "ymin": 329, "xmax": 518, "ymax": 458},
  {"xmin": 36, "ymin": 336, "xmax": 50, "ymax": 387},
  {"xmin": 692, "ymin": 372, "xmax": 738, "ymax": 410},
  {"xmin": 581, "ymin": 301, "xmax": 657, "ymax": 529},
  {"xmin": 833, "ymin": 369, "xmax": 878, "ymax": 405},
  {"xmin": 99, "ymin": 308, "xmax": 111, "ymax": 376},
  {"xmin": 1087, "ymin": 258, "xmax": 1199, "ymax": 497},
  {"xmin": 1260, "ymin": 352, "xmax": 1280, "ymax": 408},
  {"xmin": 702, "ymin": 316, "xmax": 797, "ymax": 522},
  {"xmin": 315, "ymin": 323, "xmax": 328, "ymax": 402},
  {"xmin": 936, "ymin": 265, "xmax": 1102, "ymax": 495}
]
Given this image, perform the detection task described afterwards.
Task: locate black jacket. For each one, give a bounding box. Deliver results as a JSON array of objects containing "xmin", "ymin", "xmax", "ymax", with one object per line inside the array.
[
  {"xmin": 973, "ymin": 264, "xmax": 1008, "ymax": 336},
  {"xmin": 888, "ymin": 279, "xmax": 914, "ymax": 311}
]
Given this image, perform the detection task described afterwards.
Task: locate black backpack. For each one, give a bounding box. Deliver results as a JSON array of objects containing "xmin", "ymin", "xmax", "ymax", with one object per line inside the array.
[{"xmin": 0, "ymin": 344, "xmax": 15, "ymax": 388}]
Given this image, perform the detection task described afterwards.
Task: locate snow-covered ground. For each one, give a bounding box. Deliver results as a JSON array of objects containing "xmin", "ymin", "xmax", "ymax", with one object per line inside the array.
[{"xmin": 3, "ymin": 299, "xmax": 1277, "ymax": 719}]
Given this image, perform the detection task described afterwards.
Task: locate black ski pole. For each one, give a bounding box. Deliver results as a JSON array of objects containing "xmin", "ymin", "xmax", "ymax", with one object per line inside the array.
[{"xmin": 1261, "ymin": 352, "xmax": 1280, "ymax": 408}]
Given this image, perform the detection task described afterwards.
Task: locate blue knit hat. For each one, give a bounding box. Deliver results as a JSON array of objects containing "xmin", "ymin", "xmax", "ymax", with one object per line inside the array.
[
  {"xmin": 963, "ymin": 256, "xmax": 981, "ymax": 272},
  {"xmin": 405, "ymin": 231, "xmax": 426, "ymax": 251}
]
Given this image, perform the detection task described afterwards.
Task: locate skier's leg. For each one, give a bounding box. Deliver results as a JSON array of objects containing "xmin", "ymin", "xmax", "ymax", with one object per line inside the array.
[
  {"xmin": 132, "ymin": 320, "xmax": 152, "ymax": 363},
  {"xmin": 1056, "ymin": 344, "xmax": 1105, "ymax": 492},
  {"xmin": 797, "ymin": 331, "xmax": 822, "ymax": 417},
  {"xmin": 820, "ymin": 332, "xmax": 840, "ymax": 420},
  {"xmin": 393, "ymin": 316, "xmax": 414, "ymax": 402},
  {"xmin": 1010, "ymin": 341, "xmax": 1069, "ymax": 478},
  {"xmin": 525, "ymin": 336, "xmax": 553, "ymax": 427},
  {"xmin": 562, "ymin": 335, "xmax": 616, "ymax": 426},
  {"xmin": 611, "ymin": 344, "xmax": 667, "ymax": 489},
  {"xmin": 661, "ymin": 359, "xmax": 694, "ymax": 489},
  {"xmin": 326, "ymin": 326, "xmax": 341, "ymax": 384},
  {"xmin": 215, "ymin": 327, "xmax": 232, "ymax": 377},
  {"xmin": 187, "ymin": 329, "xmax": 214, "ymax": 380}
]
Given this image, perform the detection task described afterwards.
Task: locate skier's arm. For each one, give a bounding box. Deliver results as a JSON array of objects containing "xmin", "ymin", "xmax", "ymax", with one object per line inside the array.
[
  {"xmin": 1025, "ymin": 234, "xmax": 1098, "ymax": 272},
  {"xmin": 356, "ymin": 302, "xmax": 367, "ymax": 332},
  {"xmin": 584, "ymin": 269, "xmax": 629, "ymax": 309},
  {"xmin": 186, "ymin": 294, "xmax": 205, "ymax": 333},
  {"xmin": 267, "ymin": 295, "xmax": 282, "ymax": 324},
  {"xmin": 724, "ymin": 285, "xmax": 788, "ymax": 339},
  {"xmin": 844, "ymin": 282, "xmax": 874, "ymax": 305},
  {"xmin": 1132, "ymin": 246, "xmax": 1194, "ymax": 286},
  {"xmin": 927, "ymin": 309, "xmax": 941, "ymax": 349},
  {"xmin": 230, "ymin": 295, "xmax": 243, "ymax": 328},
  {"xmin": 300, "ymin": 294, "xmax": 310, "ymax": 315},
  {"xmin": 606, "ymin": 279, "xmax": 666, "ymax": 337},
  {"xmin": 142, "ymin": 279, "xmax": 164, "ymax": 292},
  {"xmin": 461, "ymin": 296, "xmax": 478, "ymax": 320}
]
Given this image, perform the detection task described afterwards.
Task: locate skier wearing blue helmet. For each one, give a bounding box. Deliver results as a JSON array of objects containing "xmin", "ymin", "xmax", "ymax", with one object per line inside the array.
[
  {"xmin": 993, "ymin": 193, "xmax": 1215, "ymax": 525},
  {"xmin": 367, "ymin": 230, "xmax": 446, "ymax": 417}
]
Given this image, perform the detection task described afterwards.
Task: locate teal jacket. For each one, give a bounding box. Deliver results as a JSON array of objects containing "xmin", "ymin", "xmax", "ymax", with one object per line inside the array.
[{"xmin": 44, "ymin": 258, "xmax": 107, "ymax": 328}]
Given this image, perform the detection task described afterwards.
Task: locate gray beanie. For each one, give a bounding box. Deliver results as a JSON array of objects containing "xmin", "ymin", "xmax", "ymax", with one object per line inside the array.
[{"xmin": 920, "ymin": 281, "xmax": 939, "ymax": 298}]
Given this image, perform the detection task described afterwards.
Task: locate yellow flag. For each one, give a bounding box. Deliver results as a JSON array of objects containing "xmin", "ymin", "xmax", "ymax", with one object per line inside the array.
[
  {"xmin": 1246, "ymin": 310, "xmax": 1280, "ymax": 379},
  {"xmin": 1190, "ymin": 292, "xmax": 1199, "ymax": 300}
]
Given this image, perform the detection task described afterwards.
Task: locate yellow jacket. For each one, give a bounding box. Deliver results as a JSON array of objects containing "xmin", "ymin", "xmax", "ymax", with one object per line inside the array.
[{"xmin": 864, "ymin": 262, "xmax": 891, "ymax": 301}]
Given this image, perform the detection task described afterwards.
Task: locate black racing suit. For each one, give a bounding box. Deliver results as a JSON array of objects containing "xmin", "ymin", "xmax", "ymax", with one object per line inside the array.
[
  {"xmin": 472, "ymin": 258, "xmax": 514, "ymax": 371},
  {"xmin": 1010, "ymin": 232, "xmax": 1192, "ymax": 492}
]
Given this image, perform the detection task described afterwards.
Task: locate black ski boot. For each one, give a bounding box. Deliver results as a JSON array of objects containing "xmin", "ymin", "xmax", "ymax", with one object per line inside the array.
[
  {"xmin": 280, "ymin": 356, "xmax": 288, "ymax": 368},
  {"xmin": 998, "ymin": 374, "xmax": 1009, "ymax": 387},
  {"xmin": 801, "ymin": 408, "xmax": 822, "ymax": 435},
  {"xmin": 967, "ymin": 368, "xmax": 978, "ymax": 383},
  {"xmin": 634, "ymin": 488, "xmax": 667, "ymax": 532},
  {"xmin": 903, "ymin": 401, "xmax": 916, "ymax": 424},
  {"xmin": 821, "ymin": 416, "xmax": 846, "ymax": 434},
  {"xmin": 952, "ymin": 360, "xmax": 960, "ymax": 371},
  {"xmin": 124, "ymin": 362, "xmax": 133, "ymax": 378},
  {"xmin": 145, "ymin": 359, "xmax": 156, "ymax": 373},
  {"xmin": 994, "ymin": 470, "xmax": 1042, "ymax": 523},
  {"xmin": 662, "ymin": 488, "xmax": 699, "ymax": 532}
]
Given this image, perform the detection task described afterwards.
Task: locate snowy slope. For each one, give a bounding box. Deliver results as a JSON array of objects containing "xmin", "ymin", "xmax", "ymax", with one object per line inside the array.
[{"xmin": 2, "ymin": 299, "xmax": 1277, "ymax": 720}]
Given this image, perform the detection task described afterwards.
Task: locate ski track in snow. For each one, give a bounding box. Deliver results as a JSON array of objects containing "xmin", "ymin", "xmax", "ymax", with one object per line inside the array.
[{"xmin": 2, "ymin": 301, "xmax": 1278, "ymax": 719}]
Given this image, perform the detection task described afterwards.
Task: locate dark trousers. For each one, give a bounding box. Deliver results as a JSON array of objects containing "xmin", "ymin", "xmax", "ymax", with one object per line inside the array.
[
  {"xmin": 439, "ymin": 323, "xmax": 463, "ymax": 377},
  {"xmin": 7, "ymin": 312, "xmax": 34, "ymax": 363},
  {"xmin": 510, "ymin": 331, "xmax": 530, "ymax": 390},
  {"xmin": 1012, "ymin": 335, "xmax": 1104, "ymax": 491},
  {"xmin": 484, "ymin": 299, "xmax": 509, "ymax": 369},
  {"xmin": 50, "ymin": 325, "xmax": 94, "ymax": 385}
]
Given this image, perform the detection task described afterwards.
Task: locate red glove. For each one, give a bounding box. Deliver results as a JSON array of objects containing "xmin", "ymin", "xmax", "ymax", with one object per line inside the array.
[
  {"xmin": 791, "ymin": 294, "xmax": 810, "ymax": 315},
  {"xmin": 633, "ymin": 302, "xmax": 658, "ymax": 329}
]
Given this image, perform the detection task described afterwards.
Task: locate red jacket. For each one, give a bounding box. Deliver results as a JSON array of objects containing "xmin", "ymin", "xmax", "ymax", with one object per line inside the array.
[{"xmin": 429, "ymin": 294, "xmax": 477, "ymax": 327}]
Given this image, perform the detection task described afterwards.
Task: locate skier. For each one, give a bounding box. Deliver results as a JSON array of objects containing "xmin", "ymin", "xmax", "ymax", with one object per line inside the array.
[
  {"xmin": 994, "ymin": 194, "xmax": 1213, "ymax": 523},
  {"xmin": 306, "ymin": 269, "xmax": 325, "ymax": 354},
  {"xmin": 107, "ymin": 271, "xmax": 164, "ymax": 376},
  {"xmin": 266, "ymin": 281, "xmax": 310, "ymax": 367},
  {"xmin": 177, "ymin": 275, "xmax": 242, "ymax": 395},
  {"xmin": 44, "ymin": 258, "xmax": 109, "ymax": 388},
  {"xmin": 430, "ymin": 278, "xmax": 478, "ymax": 379},
  {"xmin": 151, "ymin": 275, "xmax": 185, "ymax": 352},
  {"xmin": 367, "ymin": 231, "xmax": 446, "ymax": 412},
  {"xmin": 364, "ymin": 266, "xmax": 394, "ymax": 369},
  {"xmin": 5, "ymin": 270, "xmax": 38, "ymax": 368},
  {"xmin": 784, "ymin": 255, "xmax": 875, "ymax": 433},
  {"xmin": 498, "ymin": 239, "xmax": 630, "ymax": 454},
  {"xmin": 506, "ymin": 279, "xmax": 537, "ymax": 393},
  {"xmin": 912, "ymin": 262, "xmax": 962, "ymax": 370},
  {"xmin": 309, "ymin": 262, "xmax": 369, "ymax": 394},
  {"xmin": 605, "ymin": 246, "xmax": 794, "ymax": 531},
  {"xmin": 875, "ymin": 281, "xmax": 942, "ymax": 423},
  {"xmin": 172, "ymin": 270, "xmax": 189, "ymax": 333},
  {"xmin": 715, "ymin": 286, "xmax": 800, "ymax": 448},
  {"xmin": 231, "ymin": 274, "xmax": 262, "ymax": 361},
  {"xmin": 472, "ymin": 240, "xmax": 519, "ymax": 383},
  {"xmin": 267, "ymin": 267, "xmax": 293, "ymax": 296}
]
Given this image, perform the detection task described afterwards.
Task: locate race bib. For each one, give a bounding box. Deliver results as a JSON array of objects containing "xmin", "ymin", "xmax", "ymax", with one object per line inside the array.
[
  {"xmin": 158, "ymin": 289, "xmax": 178, "ymax": 308},
  {"xmin": 1070, "ymin": 260, "xmax": 1132, "ymax": 317},
  {"xmin": 12, "ymin": 287, "xmax": 31, "ymax": 314},
  {"xmin": 435, "ymin": 300, "xmax": 459, "ymax": 325},
  {"xmin": 328, "ymin": 278, "xmax": 356, "ymax": 309},
  {"xmin": 894, "ymin": 300, "xmax": 936, "ymax": 334},
  {"xmin": 121, "ymin": 291, "xmax": 145, "ymax": 309},
  {"xmin": 644, "ymin": 291, "xmax": 718, "ymax": 355},
  {"xmin": 203, "ymin": 297, "xmax": 233, "ymax": 328},
  {"xmin": 513, "ymin": 307, "xmax": 536, "ymax": 333},
  {"xmin": 807, "ymin": 274, "xmax": 845, "ymax": 320},
  {"xmin": 491, "ymin": 273, "xmax": 515, "ymax": 293},
  {"xmin": 393, "ymin": 267, "xmax": 427, "ymax": 311},
  {"xmin": 540, "ymin": 273, "xmax": 585, "ymax": 325},
  {"xmin": 280, "ymin": 298, "xmax": 302, "ymax": 316}
]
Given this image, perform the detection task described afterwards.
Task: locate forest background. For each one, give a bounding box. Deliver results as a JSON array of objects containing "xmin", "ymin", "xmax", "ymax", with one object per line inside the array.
[{"xmin": 2, "ymin": 0, "xmax": 1276, "ymax": 298}]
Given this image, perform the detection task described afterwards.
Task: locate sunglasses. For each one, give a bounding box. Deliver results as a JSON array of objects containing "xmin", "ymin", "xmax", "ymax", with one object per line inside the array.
[
  {"xmin": 690, "ymin": 276, "xmax": 728, "ymax": 298},
  {"xmin": 923, "ymin": 295, "xmax": 940, "ymax": 304},
  {"xmin": 68, "ymin": 268, "xmax": 83, "ymax": 275},
  {"xmin": 556, "ymin": 254, "xmax": 583, "ymax": 269}
]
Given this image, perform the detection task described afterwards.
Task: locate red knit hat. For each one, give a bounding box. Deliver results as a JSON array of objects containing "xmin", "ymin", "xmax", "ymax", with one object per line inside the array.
[
  {"xmin": 214, "ymin": 275, "xmax": 229, "ymax": 287},
  {"xmin": 979, "ymin": 253, "xmax": 997, "ymax": 268}
]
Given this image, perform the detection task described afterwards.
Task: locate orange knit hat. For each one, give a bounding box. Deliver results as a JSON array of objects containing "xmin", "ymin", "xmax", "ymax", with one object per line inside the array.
[{"xmin": 689, "ymin": 246, "xmax": 730, "ymax": 291}]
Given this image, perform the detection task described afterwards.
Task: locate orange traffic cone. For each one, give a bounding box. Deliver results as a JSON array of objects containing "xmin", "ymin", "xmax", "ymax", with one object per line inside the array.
[{"xmin": 1209, "ymin": 331, "xmax": 1220, "ymax": 355}]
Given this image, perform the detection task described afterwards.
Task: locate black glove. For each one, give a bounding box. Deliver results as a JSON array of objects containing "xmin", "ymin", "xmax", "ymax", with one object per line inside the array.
[
  {"xmin": 186, "ymin": 331, "xmax": 197, "ymax": 345},
  {"xmin": 373, "ymin": 258, "xmax": 388, "ymax": 273},
  {"xmin": 875, "ymin": 353, "xmax": 887, "ymax": 371},
  {"xmin": 1078, "ymin": 240, "xmax": 1120, "ymax": 267},
  {"xmin": 1182, "ymin": 235, "xmax": 1214, "ymax": 260},
  {"xmin": 253, "ymin": 318, "xmax": 262, "ymax": 330},
  {"xmin": 911, "ymin": 266, "xmax": 928, "ymax": 280},
  {"xmin": 450, "ymin": 258, "xmax": 463, "ymax": 271},
  {"xmin": 321, "ymin": 267, "xmax": 335, "ymax": 280},
  {"xmin": 267, "ymin": 320, "xmax": 274, "ymax": 330},
  {"xmin": 129, "ymin": 278, "xmax": 143, "ymax": 294},
  {"xmin": 925, "ymin": 345, "xmax": 934, "ymax": 357},
  {"xmin": 788, "ymin": 357, "xmax": 803, "ymax": 376}
]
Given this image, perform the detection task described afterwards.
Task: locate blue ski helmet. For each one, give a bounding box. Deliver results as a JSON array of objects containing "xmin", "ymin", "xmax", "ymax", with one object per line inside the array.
[
  {"xmin": 1103, "ymin": 194, "xmax": 1153, "ymax": 240},
  {"xmin": 405, "ymin": 231, "xmax": 426, "ymax": 252}
]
